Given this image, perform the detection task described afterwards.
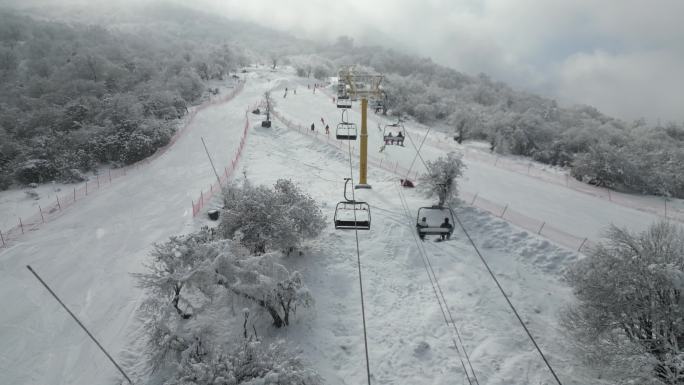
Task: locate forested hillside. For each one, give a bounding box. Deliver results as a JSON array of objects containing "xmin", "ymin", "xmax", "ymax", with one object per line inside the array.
[
  {"xmin": 0, "ymin": 9, "xmax": 246, "ymax": 188},
  {"xmin": 289, "ymin": 40, "xmax": 684, "ymax": 198},
  {"xmin": 2, "ymin": 2, "xmax": 683, "ymax": 198}
]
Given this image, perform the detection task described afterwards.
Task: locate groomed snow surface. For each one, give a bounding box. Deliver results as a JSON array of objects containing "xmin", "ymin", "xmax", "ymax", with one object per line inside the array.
[{"xmin": 1, "ymin": 67, "xmax": 676, "ymax": 385}]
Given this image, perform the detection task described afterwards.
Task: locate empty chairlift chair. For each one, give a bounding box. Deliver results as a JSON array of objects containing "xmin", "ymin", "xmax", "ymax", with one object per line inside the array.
[
  {"xmin": 336, "ymin": 122, "xmax": 358, "ymax": 140},
  {"xmin": 337, "ymin": 95, "xmax": 352, "ymax": 109},
  {"xmin": 334, "ymin": 178, "xmax": 371, "ymax": 230},
  {"xmin": 416, "ymin": 206, "xmax": 455, "ymax": 239}
]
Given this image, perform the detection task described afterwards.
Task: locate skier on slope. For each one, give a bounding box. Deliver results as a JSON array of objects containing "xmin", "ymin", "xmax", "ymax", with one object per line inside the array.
[
  {"xmin": 311, "ymin": 123, "xmax": 315, "ymax": 132},
  {"xmin": 325, "ymin": 124, "xmax": 330, "ymax": 135}
]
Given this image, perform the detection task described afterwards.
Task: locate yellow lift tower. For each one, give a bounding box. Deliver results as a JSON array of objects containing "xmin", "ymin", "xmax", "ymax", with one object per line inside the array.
[{"xmin": 337, "ymin": 66, "xmax": 384, "ymax": 189}]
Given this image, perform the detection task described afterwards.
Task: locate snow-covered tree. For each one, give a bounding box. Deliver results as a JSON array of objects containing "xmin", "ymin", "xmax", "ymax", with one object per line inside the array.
[
  {"xmin": 419, "ymin": 152, "xmax": 465, "ymax": 207},
  {"xmin": 138, "ymin": 228, "xmax": 315, "ymax": 373},
  {"xmin": 163, "ymin": 340, "xmax": 322, "ymax": 385},
  {"xmin": 564, "ymin": 222, "xmax": 684, "ymax": 384},
  {"xmin": 218, "ymin": 179, "xmax": 325, "ymax": 255},
  {"xmin": 136, "ymin": 229, "xmax": 218, "ymax": 320},
  {"xmin": 215, "ymin": 250, "xmax": 313, "ymax": 328}
]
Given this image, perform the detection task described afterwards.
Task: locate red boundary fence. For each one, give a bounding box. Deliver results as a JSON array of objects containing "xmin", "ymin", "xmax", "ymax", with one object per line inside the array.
[
  {"xmin": 0, "ymin": 81, "xmax": 246, "ymax": 248},
  {"xmin": 418, "ymin": 136, "xmax": 684, "ymax": 223},
  {"xmin": 271, "ymin": 109, "xmax": 597, "ymax": 253},
  {"xmin": 191, "ymin": 105, "xmax": 256, "ymax": 217}
]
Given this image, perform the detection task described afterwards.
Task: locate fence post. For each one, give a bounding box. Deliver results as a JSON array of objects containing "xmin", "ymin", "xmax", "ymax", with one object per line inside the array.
[
  {"xmin": 494, "ymin": 157, "xmax": 499, "ymax": 166},
  {"xmin": 39, "ymin": 205, "xmax": 45, "ymax": 223},
  {"xmin": 96, "ymin": 175, "xmax": 100, "ymax": 188},
  {"xmin": 108, "ymin": 169, "xmax": 112, "ymax": 183},
  {"xmin": 85, "ymin": 181, "xmax": 88, "ymax": 196},
  {"xmin": 471, "ymin": 193, "xmax": 479, "ymax": 205},
  {"xmin": 19, "ymin": 217, "xmax": 24, "ymax": 234},
  {"xmin": 664, "ymin": 199, "xmax": 668, "ymax": 218},
  {"xmin": 577, "ymin": 238, "xmax": 588, "ymax": 252},
  {"xmin": 73, "ymin": 187, "xmax": 76, "ymax": 202},
  {"xmin": 0, "ymin": 229, "xmax": 4, "ymax": 247},
  {"xmin": 537, "ymin": 221, "xmax": 546, "ymax": 235},
  {"xmin": 607, "ymin": 188, "xmax": 612, "ymax": 202},
  {"xmin": 56, "ymin": 195, "xmax": 61, "ymax": 210},
  {"xmin": 200, "ymin": 191, "xmax": 204, "ymax": 206},
  {"xmin": 500, "ymin": 204, "xmax": 508, "ymax": 218},
  {"xmin": 527, "ymin": 163, "xmax": 532, "ymax": 175}
]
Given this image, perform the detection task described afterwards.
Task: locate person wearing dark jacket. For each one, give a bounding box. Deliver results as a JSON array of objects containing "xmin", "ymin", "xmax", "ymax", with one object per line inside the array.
[{"xmin": 439, "ymin": 218, "xmax": 452, "ymax": 240}]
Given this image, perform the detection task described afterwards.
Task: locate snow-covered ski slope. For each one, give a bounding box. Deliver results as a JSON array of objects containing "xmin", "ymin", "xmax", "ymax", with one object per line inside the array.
[
  {"xmin": 0, "ymin": 67, "xmax": 676, "ymax": 385},
  {"xmin": 0, "ymin": 71, "xmax": 280, "ymax": 385}
]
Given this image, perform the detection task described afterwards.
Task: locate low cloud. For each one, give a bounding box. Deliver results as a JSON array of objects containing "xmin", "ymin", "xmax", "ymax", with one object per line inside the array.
[{"xmin": 194, "ymin": 0, "xmax": 684, "ymax": 123}]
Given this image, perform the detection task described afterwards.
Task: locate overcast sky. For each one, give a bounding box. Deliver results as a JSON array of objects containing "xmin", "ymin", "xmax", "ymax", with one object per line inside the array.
[{"xmin": 197, "ymin": 0, "xmax": 683, "ymax": 123}]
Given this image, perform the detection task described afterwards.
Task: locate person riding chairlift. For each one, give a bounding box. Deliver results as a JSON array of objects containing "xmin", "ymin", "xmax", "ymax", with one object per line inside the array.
[
  {"xmin": 385, "ymin": 132, "xmax": 394, "ymax": 145},
  {"xmin": 417, "ymin": 217, "xmax": 428, "ymax": 240},
  {"xmin": 396, "ymin": 131, "xmax": 404, "ymax": 145},
  {"xmin": 439, "ymin": 217, "xmax": 453, "ymax": 240}
]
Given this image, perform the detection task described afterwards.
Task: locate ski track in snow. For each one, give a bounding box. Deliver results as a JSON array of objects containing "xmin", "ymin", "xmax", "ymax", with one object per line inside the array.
[{"xmin": 0, "ymin": 67, "xmax": 658, "ymax": 384}]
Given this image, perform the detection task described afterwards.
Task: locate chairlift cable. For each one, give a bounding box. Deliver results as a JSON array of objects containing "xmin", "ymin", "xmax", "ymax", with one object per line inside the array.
[
  {"xmin": 449, "ymin": 209, "xmax": 564, "ymax": 385},
  {"xmin": 401, "ymin": 123, "xmax": 564, "ymax": 385},
  {"xmin": 346, "ymin": 136, "xmax": 373, "ymax": 385},
  {"xmin": 394, "ymin": 187, "xmax": 477, "ymax": 385},
  {"xmin": 403, "ymin": 126, "xmax": 431, "ymax": 181}
]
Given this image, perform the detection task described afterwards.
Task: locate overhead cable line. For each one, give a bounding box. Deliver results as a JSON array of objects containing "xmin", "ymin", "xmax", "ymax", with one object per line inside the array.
[
  {"xmin": 345, "ymin": 137, "xmax": 373, "ymax": 385},
  {"xmin": 402, "ymin": 123, "xmax": 564, "ymax": 385},
  {"xmin": 395, "ymin": 186, "xmax": 479, "ymax": 385}
]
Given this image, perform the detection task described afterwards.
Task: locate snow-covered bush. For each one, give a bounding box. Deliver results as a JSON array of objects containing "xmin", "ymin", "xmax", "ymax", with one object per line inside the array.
[
  {"xmin": 418, "ymin": 152, "xmax": 465, "ymax": 207},
  {"xmin": 218, "ymin": 179, "xmax": 325, "ymax": 255},
  {"xmin": 163, "ymin": 340, "xmax": 321, "ymax": 385},
  {"xmin": 564, "ymin": 222, "xmax": 684, "ymax": 384},
  {"xmin": 215, "ymin": 250, "xmax": 313, "ymax": 328},
  {"xmin": 14, "ymin": 158, "xmax": 58, "ymax": 184}
]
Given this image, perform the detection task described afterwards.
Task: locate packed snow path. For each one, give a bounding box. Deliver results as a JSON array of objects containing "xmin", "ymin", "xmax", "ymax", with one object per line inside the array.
[{"xmin": 0, "ymin": 71, "xmax": 282, "ymax": 385}]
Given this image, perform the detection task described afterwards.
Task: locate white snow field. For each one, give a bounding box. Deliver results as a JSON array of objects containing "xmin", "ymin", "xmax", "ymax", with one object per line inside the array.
[{"xmin": 0, "ymin": 67, "xmax": 676, "ymax": 385}]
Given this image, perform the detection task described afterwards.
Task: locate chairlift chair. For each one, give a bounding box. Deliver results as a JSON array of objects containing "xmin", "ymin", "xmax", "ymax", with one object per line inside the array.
[
  {"xmin": 336, "ymin": 122, "xmax": 357, "ymax": 140},
  {"xmin": 337, "ymin": 95, "xmax": 352, "ymax": 109},
  {"xmin": 416, "ymin": 206, "xmax": 455, "ymax": 238},
  {"xmin": 382, "ymin": 123, "xmax": 405, "ymax": 146},
  {"xmin": 334, "ymin": 178, "xmax": 371, "ymax": 230}
]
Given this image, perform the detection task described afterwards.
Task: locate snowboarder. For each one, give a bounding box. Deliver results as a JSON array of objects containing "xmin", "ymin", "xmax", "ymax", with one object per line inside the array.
[
  {"xmin": 311, "ymin": 123, "xmax": 315, "ymax": 132},
  {"xmin": 417, "ymin": 217, "xmax": 428, "ymax": 240},
  {"xmin": 439, "ymin": 218, "xmax": 452, "ymax": 240},
  {"xmin": 325, "ymin": 124, "xmax": 330, "ymax": 135}
]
